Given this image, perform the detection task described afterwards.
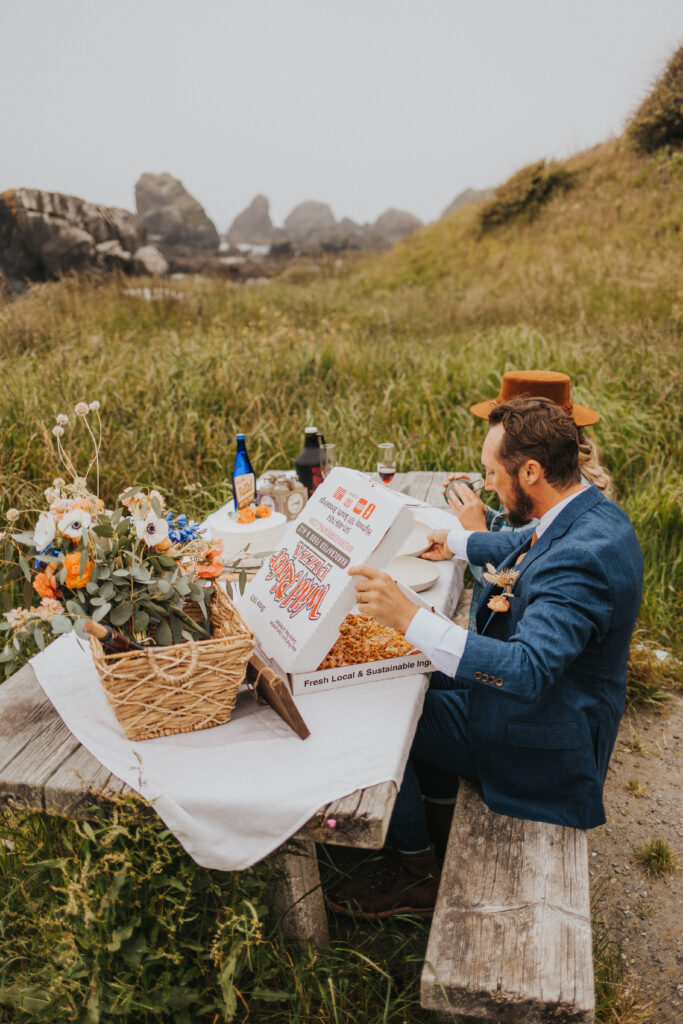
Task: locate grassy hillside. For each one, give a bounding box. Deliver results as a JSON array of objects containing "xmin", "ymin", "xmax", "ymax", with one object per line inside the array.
[{"xmin": 1, "ymin": 104, "xmax": 682, "ymax": 1021}]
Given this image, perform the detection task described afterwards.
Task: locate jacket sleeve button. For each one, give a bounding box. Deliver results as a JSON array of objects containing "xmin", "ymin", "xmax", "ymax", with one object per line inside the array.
[
  {"xmin": 474, "ymin": 671, "xmax": 482, "ymax": 679},
  {"xmin": 496, "ymin": 678, "xmax": 504, "ymax": 686}
]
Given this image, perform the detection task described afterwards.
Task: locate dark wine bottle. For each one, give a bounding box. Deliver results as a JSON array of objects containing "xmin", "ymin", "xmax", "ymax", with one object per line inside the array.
[
  {"xmin": 295, "ymin": 427, "xmax": 324, "ymax": 496},
  {"xmin": 84, "ymin": 619, "xmax": 146, "ymax": 653}
]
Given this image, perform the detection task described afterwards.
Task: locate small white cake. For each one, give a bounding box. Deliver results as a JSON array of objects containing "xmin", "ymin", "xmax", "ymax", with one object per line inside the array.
[{"xmin": 208, "ymin": 509, "xmax": 287, "ymax": 561}]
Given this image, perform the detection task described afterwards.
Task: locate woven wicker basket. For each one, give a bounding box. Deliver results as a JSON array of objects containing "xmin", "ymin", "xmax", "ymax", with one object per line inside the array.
[{"xmin": 90, "ymin": 586, "xmax": 255, "ymax": 741}]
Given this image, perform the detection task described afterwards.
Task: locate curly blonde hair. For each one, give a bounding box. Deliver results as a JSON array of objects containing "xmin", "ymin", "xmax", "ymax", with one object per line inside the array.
[{"xmin": 578, "ymin": 429, "xmax": 612, "ymax": 496}]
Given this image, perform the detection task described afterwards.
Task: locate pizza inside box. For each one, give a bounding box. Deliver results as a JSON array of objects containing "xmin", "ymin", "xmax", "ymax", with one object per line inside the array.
[{"xmin": 237, "ymin": 467, "xmax": 436, "ymax": 694}]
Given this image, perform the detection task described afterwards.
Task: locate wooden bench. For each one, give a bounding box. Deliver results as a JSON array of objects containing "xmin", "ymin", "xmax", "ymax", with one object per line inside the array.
[{"xmin": 421, "ymin": 779, "xmax": 594, "ymax": 1023}]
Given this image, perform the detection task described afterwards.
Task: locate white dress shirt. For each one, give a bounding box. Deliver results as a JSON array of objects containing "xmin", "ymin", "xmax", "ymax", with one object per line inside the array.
[{"xmin": 405, "ymin": 487, "xmax": 588, "ymax": 676}]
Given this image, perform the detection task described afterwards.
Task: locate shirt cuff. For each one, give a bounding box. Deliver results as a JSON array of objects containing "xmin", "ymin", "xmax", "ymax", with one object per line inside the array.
[
  {"xmin": 447, "ymin": 528, "xmax": 471, "ymax": 561},
  {"xmin": 405, "ymin": 607, "xmax": 468, "ymax": 677}
]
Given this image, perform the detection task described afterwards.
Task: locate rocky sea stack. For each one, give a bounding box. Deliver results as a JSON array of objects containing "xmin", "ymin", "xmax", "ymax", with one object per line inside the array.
[{"xmin": 135, "ymin": 173, "xmax": 219, "ymax": 250}]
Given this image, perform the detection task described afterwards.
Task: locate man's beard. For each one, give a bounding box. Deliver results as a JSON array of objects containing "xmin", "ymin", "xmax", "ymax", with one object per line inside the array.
[{"xmin": 504, "ymin": 476, "xmax": 535, "ymax": 528}]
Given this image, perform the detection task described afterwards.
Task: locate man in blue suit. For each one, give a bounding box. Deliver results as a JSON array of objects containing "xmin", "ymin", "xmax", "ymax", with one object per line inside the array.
[{"xmin": 330, "ymin": 396, "xmax": 643, "ymax": 918}]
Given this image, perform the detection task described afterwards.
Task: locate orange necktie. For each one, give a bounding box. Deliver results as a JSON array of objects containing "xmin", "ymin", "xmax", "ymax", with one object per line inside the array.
[{"xmin": 514, "ymin": 530, "xmax": 538, "ymax": 566}]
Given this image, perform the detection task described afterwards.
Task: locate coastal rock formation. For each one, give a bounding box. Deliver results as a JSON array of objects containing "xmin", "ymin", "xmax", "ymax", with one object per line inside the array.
[
  {"xmin": 441, "ymin": 187, "xmax": 495, "ymax": 218},
  {"xmin": 373, "ymin": 208, "xmax": 423, "ymax": 243},
  {"xmin": 226, "ymin": 194, "xmax": 277, "ymax": 245},
  {"xmin": 283, "ymin": 201, "xmax": 337, "ymax": 243},
  {"xmin": 132, "ymin": 245, "xmax": 169, "ymax": 276},
  {"xmin": 0, "ymin": 188, "xmax": 147, "ymax": 284},
  {"xmin": 314, "ymin": 218, "xmax": 385, "ymax": 251},
  {"xmin": 135, "ymin": 173, "xmax": 219, "ymax": 250}
]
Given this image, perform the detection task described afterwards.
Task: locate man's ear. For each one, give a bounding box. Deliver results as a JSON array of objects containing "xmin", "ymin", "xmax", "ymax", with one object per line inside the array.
[{"xmin": 519, "ymin": 459, "xmax": 543, "ymax": 486}]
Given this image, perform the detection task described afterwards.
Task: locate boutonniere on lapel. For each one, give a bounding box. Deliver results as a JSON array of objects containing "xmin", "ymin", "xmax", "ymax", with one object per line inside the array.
[{"xmin": 483, "ymin": 563, "xmax": 520, "ymax": 613}]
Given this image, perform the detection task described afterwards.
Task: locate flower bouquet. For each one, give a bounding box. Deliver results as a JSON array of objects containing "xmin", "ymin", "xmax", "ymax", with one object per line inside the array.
[{"xmin": 0, "ymin": 402, "xmax": 254, "ymax": 740}]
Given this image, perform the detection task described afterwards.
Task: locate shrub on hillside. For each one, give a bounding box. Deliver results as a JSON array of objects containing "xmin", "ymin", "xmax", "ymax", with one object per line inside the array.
[
  {"xmin": 479, "ymin": 159, "xmax": 576, "ymax": 231},
  {"xmin": 628, "ymin": 45, "xmax": 683, "ymax": 153}
]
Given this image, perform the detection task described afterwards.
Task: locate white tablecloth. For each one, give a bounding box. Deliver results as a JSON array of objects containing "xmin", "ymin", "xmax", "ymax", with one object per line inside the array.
[{"xmin": 31, "ymin": 506, "xmax": 464, "ymax": 870}]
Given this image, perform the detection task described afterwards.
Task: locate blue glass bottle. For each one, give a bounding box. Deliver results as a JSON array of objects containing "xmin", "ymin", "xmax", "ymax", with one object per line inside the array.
[{"xmin": 232, "ymin": 433, "xmax": 256, "ymax": 510}]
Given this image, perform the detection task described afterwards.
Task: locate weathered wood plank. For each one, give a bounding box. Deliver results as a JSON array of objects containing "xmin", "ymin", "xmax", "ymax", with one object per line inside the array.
[
  {"xmin": 270, "ymin": 839, "xmax": 329, "ymax": 947},
  {"xmin": 300, "ymin": 780, "xmax": 397, "ymax": 847},
  {"xmin": 397, "ymin": 471, "xmax": 436, "ymax": 502},
  {"xmin": 422, "ymin": 779, "xmax": 594, "ymax": 1023}
]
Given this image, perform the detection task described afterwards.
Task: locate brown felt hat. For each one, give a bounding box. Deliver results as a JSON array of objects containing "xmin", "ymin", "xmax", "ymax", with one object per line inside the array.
[{"xmin": 469, "ymin": 370, "xmax": 600, "ymax": 426}]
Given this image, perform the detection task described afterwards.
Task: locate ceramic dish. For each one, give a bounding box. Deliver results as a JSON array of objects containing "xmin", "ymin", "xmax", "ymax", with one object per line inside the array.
[
  {"xmin": 388, "ymin": 555, "xmax": 440, "ymax": 593},
  {"xmin": 396, "ymin": 520, "xmax": 433, "ymax": 558}
]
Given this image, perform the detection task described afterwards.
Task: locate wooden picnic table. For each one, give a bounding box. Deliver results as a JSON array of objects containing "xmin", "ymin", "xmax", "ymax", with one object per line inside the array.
[{"xmin": 0, "ymin": 471, "xmax": 460, "ymax": 947}]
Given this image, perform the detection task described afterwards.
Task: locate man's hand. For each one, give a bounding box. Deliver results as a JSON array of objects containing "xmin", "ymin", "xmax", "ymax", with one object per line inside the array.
[
  {"xmin": 419, "ymin": 530, "xmax": 454, "ymax": 562},
  {"xmin": 445, "ymin": 477, "xmax": 489, "ymax": 532},
  {"xmin": 348, "ymin": 565, "xmax": 418, "ymax": 633}
]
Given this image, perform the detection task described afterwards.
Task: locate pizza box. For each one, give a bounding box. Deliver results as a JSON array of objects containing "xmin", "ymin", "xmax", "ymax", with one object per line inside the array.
[{"xmin": 237, "ymin": 467, "xmax": 438, "ymax": 690}]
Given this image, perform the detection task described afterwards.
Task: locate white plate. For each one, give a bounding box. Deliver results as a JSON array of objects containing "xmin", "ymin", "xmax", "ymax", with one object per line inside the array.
[
  {"xmin": 388, "ymin": 555, "xmax": 440, "ymax": 593},
  {"xmin": 396, "ymin": 520, "xmax": 433, "ymax": 557}
]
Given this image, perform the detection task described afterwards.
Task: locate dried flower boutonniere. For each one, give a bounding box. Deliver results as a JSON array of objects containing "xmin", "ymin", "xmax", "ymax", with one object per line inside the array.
[{"xmin": 483, "ymin": 563, "xmax": 520, "ymax": 613}]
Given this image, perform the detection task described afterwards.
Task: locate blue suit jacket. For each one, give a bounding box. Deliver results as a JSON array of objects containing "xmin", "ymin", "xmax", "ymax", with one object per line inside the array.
[{"xmin": 455, "ymin": 486, "xmax": 643, "ymax": 828}]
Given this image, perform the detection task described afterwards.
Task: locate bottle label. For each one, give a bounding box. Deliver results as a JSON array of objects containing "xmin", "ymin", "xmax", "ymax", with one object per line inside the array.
[
  {"xmin": 234, "ymin": 473, "xmax": 256, "ymax": 509},
  {"xmin": 286, "ymin": 491, "xmax": 305, "ymax": 518}
]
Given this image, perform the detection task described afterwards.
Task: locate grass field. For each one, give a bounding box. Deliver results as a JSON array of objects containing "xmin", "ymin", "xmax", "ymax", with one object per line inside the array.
[{"xmin": 1, "ymin": 128, "xmax": 682, "ymax": 1021}]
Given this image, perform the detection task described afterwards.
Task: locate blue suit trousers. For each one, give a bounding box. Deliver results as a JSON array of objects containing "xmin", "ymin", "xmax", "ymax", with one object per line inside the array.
[{"xmin": 387, "ymin": 672, "xmax": 478, "ymax": 852}]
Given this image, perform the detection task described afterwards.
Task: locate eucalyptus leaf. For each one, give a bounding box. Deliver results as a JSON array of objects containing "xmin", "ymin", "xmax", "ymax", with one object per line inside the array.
[
  {"xmin": 35, "ymin": 628, "xmax": 46, "ymax": 651},
  {"xmin": 110, "ymin": 602, "xmax": 133, "ymax": 626},
  {"xmin": 169, "ymin": 613, "xmax": 183, "ymax": 644},
  {"xmin": 11, "ymin": 531, "xmax": 36, "ymax": 546},
  {"xmin": 132, "ymin": 609, "xmax": 149, "ymax": 634},
  {"xmin": 51, "ymin": 615, "xmax": 73, "ymax": 634},
  {"xmin": 23, "ymin": 579, "xmax": 34, "ymax": 608},
  {"xmin": 155, "ymin": 621, "xmax": 173, "ymax": 646},
  {"xmin": 119, "ymin": 485, "xmax": 144, "ymax": 502},
  {"xmin": 151, "ymin": 495, "xmax": 163, "ymax": 518},
  {"xmin": 18, "ymin": 555, "xmax": 32, "ymax": 583},
  {"xmin": 92, "ymin": 602, "xmax": 111, "ymax": 622},
  {"xmin": 93, "ymin": 523, "xmax": 114, "ymax": 538},
  {"xmin": 86, "ymin": 582, "xmax": 99, "ymax": 594},
  {"xmin": 79, "ymin": 549, "xmax": 89, "ymax": 576},
  {"xmin": 239, "ymin": 570, "xmax": 247, "ymax": 596}
]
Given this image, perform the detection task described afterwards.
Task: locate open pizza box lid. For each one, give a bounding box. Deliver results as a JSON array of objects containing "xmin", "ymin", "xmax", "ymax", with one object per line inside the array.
[{"xmin": 237, "ymin": 467, "xmax": 438, "ymax": 692}]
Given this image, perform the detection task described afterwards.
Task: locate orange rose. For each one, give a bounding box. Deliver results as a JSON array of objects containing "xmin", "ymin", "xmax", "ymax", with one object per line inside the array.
[
  {"xmin": 64, "ymin": 551, "xmax": 94, "ymax": 589},
  {"xmin": 237, "ymin": 507, "xmax": 256, "ymax": 524},
  {"xmin": 196, "ymin": 543, "xmax": 224, "ymax": 579},
  {"xmin": 255, "ymin": 505, "xmax": 272, "ymax": 518},
  {"xmin": 33, "ymin": 563, "xmax": 61, "ymax": 599}
]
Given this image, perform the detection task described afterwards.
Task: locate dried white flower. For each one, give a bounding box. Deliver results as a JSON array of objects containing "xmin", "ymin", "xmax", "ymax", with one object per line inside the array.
[
  {"xmin": 38, "ymin": 597, "xmax": 64, "ymax": 622},
  {"xmin": 58, "ymin": 509, "xmax": 92, "ymax": 540},
  {"xmin": 52, "ymin": 425, "xmax": 65, "ymax": 438},
  {"xmin": 74, "ymin": 402, "xmax": 89, "ymax": 416},
  {"xmin": 6, "ymin": 608, "xmax": 31, "ymax": 629},
  {"xmin": 34, "ymin": 512, "xmax": 57, "ymax": 550},
  {"xmin": 56, "ymin": 414, "xmax": 69, "ymax": 426},
  {"xmin": 6, "ymin": 508, "xmax": 20, "ymax": 522},
  {"xmin": 88, "ymin": 400, "xmax": 100, "ymax": 411},
  {"xmin": 53, "ymin": 477, "xmax": 66, "ymax": 488}
]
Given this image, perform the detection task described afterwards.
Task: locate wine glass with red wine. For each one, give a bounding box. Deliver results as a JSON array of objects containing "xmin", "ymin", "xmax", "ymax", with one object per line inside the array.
[{"xmin": 377, "ymin": 443, "xmax": 396, "ymax": 485}]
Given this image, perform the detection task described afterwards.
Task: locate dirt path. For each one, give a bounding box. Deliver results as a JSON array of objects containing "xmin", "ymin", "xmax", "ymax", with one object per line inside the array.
[{"xmin": 590, "ymin": 693, "xmax": 682, "ymax": 1021}]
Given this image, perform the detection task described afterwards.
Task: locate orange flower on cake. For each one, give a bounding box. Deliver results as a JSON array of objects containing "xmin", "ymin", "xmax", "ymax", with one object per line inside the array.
[
  {"xmin": 63, "ymin": 552, "xmax": 94, "ymax": 589},
  {"xmin": 255, "ymin": 505, "xmax": 271, "ymax": 518},
  {"xmin": 237, "ymin": 507, "xmax": 256, "ymax": 524},
  {"xmin": 33, "ymin": 563, "xmax": 61, "ymax": 600}
]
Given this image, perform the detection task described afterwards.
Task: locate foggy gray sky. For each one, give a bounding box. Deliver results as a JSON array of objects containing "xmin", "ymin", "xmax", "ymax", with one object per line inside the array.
[{"xmin": 3, "ymin": 1, "xmax": 682, "ymax": 232}]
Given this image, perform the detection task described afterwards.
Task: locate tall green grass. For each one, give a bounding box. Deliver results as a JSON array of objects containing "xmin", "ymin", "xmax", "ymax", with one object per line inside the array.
[{"xmin": 0, "ymin": 131, "xmax": 681, "ymax": 1021}]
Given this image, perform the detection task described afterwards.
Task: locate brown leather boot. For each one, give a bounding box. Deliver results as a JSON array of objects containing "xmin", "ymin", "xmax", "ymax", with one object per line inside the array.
[
  {"xmin": 424, "ymin": 798, "xmax": 455, "ymax": 865},
  {"xmin": 327, "ymin": 847, "xmax": 440, "ymax": 919}
]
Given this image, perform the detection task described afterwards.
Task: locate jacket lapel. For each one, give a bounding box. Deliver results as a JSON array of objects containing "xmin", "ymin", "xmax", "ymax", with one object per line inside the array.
[{"xmin": 477, "ymin": 486, "xmax": 602, "ymax": 635}]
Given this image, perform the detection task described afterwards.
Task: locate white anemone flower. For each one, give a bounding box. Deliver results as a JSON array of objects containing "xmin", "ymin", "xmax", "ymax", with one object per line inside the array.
[
  {"xmin": 34, "ymin": 512, "xmax": 57, "ymax": 550},
  {"xmin": 58, "ymin": 508, "xmax": 92, "ymax": 540},
  {"xmin": 135, "ymin": 512, "xmax": 170, "ymax": 547}
]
